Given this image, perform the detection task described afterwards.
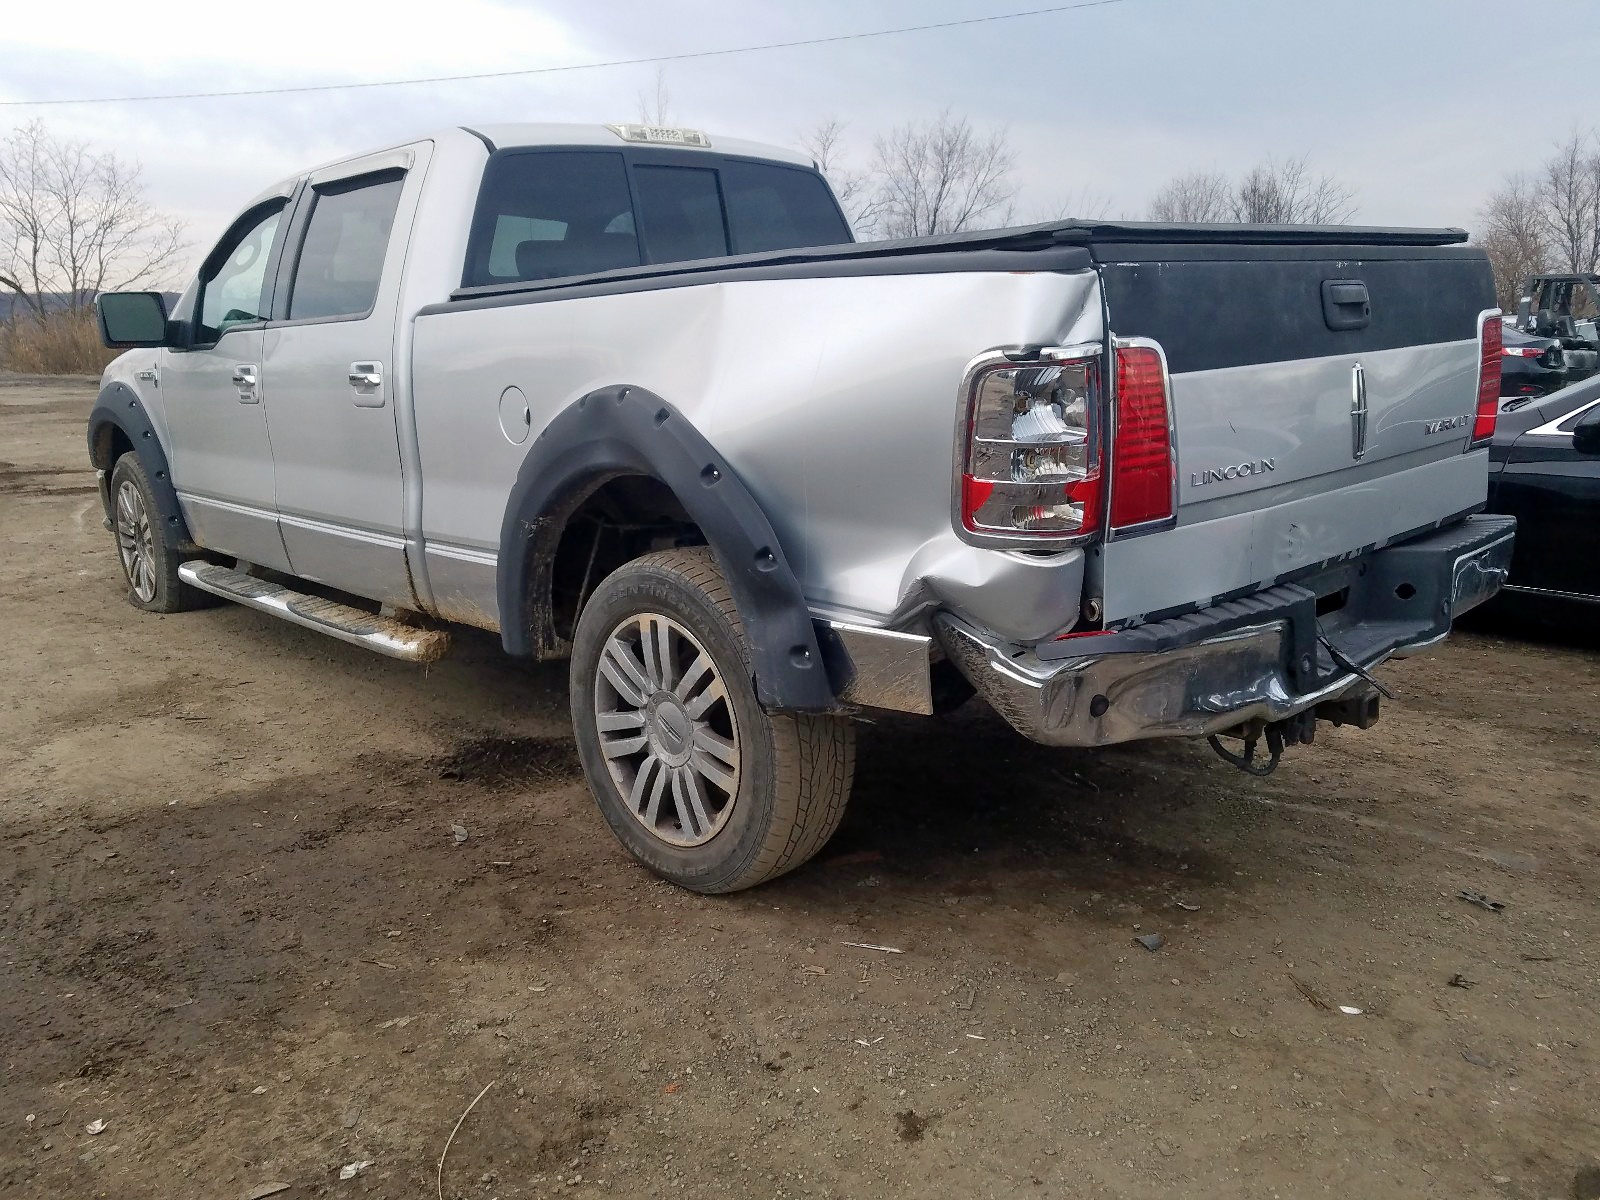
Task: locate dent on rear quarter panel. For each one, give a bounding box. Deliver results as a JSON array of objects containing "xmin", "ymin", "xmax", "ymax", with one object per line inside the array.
[{"xmin": 409, "ymin": 267, "xmax": 1103, "ymax": 641}]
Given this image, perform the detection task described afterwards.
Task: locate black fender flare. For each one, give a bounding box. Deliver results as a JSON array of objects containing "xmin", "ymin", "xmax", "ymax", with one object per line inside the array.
[
  {"xmin": 496, "ymin": 384, "xmax": 835, "ymax": 713},
  {"xmin": 87, "ymin": 381, "xmax": 194, "ymax": 547}
]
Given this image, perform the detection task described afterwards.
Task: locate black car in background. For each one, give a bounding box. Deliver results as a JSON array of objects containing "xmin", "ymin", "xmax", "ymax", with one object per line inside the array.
[
  {"xmin": 1499, "ymin": 323, "xmax": 1568, "ymax": 398},
  {"xmin": 1488, "ymin": 376, "xmax": 1600, "ymax": 607}
]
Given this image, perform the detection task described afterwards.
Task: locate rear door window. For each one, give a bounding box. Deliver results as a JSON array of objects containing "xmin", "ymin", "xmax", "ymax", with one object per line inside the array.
[
  {"xmin": 464, "ymin": 151, "xmax": 642, "ymax": 286},
  {"xmin": 287, "ymin": 172, "xmax": 405, "ymax": 321}
]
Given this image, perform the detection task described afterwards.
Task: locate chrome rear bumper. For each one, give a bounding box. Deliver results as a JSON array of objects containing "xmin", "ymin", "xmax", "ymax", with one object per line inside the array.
[{"xmin": 935, "ymin": 514, "xmax": 1515, "ymax": 748}]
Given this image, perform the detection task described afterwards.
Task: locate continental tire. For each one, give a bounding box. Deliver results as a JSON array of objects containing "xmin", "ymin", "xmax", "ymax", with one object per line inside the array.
[{"xmin": 569, "ymin": 547, "xmax": 854, "ymax": 893}]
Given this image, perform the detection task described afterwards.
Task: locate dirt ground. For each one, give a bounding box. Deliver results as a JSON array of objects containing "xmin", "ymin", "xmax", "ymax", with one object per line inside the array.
[{"xmin": 1, "ymin": 373, "xmax": 1597, "ymax": 1200}]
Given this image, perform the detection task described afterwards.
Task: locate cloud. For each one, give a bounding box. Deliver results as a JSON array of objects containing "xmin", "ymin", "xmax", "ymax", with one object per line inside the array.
[
  {"xmin": 2, "ymin": 0, "xmax": 1590, "ymax": 269},
  {"xmin": 5, "ymin": 0, "xmax": 591, "ymax": 83}
]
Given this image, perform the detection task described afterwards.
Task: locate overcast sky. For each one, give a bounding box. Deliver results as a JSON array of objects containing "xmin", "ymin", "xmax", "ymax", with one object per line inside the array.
[{"xmin": 3, "ymin": 0, "xmax": 1597, "ymax": 275}]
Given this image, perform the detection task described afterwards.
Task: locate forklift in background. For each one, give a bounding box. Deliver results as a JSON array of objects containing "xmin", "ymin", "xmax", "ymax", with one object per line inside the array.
[{"xmin": 1516, "ymin": 273, "xmax": 1600, "ymax": 382}]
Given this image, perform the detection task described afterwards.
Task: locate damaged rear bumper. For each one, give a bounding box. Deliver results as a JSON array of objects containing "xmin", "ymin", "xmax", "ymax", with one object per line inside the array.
[{"xmin": 934, "ymin": 514, "xmax": 1515, "ymax": 747}]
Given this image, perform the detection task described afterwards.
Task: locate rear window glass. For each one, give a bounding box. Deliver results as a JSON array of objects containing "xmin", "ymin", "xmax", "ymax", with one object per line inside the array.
[
  {"xmin": 462, "ymin": 150, "xmax": 850, "ymax": 287},
  {"xmin": 465, "ymin": 152, "xmax": 642, "ymax": 286},
  {"xmin": 722, "ymin": 161, "xmax": 850, "ymax": 253},
  {"xmin": 633, "ymin": 165, "xmax": 728, "ymax": 264}
]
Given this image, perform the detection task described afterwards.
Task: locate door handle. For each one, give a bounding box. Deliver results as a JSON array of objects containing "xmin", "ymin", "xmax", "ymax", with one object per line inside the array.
[
  {"xmin": 232, "ymin": 364, "xmax": 259, "ymax": 404},
  {"xmin": 348, "ymin": 361, "xmax": 385, "ymax": 408}
]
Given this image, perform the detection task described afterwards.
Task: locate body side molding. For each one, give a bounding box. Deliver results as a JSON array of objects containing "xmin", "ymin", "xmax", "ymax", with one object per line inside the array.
[{"xmin": 496, "ymin": 385, "xmax": 835, "ymax": 713}]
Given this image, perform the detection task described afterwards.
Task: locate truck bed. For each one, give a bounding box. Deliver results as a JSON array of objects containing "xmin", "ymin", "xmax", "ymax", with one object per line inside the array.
[{"xmin": 432, "ymin": 217, "xmax": 1493, "ymax": 631}]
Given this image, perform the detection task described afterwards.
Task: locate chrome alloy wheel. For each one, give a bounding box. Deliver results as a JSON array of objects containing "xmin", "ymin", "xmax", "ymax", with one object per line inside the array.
[
  {"xmin": 115, "ymin": 479, "xmax": 158, "ymax": 604},
  {"xmin": 594, "ymin": 612, "xmax": 742, "ymax": 848}
]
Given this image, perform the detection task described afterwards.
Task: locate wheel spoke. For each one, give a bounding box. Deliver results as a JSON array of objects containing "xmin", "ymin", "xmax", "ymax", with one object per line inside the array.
[
  {"xmin": 670, "ymin": 766, "xmax": 715, "ymax": 840},
  {"xmin": 599, "ymin": 639, "xmax": 651, "ymax": 706},
  {"xmin": 601, "ymin": 732, "xmax": 649, "ymax": 759},
  {"xmin": 690, "ymin": 748, "xmax": 737, "ymax": 795},
  {"xmin": 629, "ymin": 753, "xmax": 664, "ymax": 821},
  {"xmin": 675, "ymin": 652, "xmax": 711, "ymax": 702},
  {"xmin": 596, "ymin": 709, "xmax": 646, "ymax": 733},
  {"xmin": 691, "ymin": 725, "xmax": 738, "ymax": 769},
  {"xmin": 685, "ymin": 679, "xmax": 726, "ymax": 721},
  {"xmin": 640, "ymin": 616, "xmax": 675, "ymax": 691}
]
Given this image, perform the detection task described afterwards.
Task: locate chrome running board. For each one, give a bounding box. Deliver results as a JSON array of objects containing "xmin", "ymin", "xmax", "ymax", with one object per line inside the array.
[{"xmin": 178, "ymin": 561, "xmax": 450, "ymax": 663}]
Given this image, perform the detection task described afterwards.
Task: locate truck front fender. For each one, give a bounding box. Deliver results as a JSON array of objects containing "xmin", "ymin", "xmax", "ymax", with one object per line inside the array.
[
  {"xmin": 87, "ymin": 381, "xmax": 194, "ymax": 548},
  {"xmin": 496, "ymin": 384, "xmax": 835, "ymax": 713}
]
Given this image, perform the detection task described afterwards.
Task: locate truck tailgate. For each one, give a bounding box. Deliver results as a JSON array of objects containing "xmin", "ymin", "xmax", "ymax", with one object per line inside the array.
[{"xmin": 1091, "ymin": 241, "xmax": 1494, "ymax": 622}]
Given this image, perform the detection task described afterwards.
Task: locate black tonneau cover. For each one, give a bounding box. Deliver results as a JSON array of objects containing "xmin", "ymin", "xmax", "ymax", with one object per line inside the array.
[
  {"xmin": 918, "ymin": 217, "xmax": 1468, "ymax": 251},
  {"xmin": 438, "ymin": 218, "xmax": 1471, "ymax": 310}
]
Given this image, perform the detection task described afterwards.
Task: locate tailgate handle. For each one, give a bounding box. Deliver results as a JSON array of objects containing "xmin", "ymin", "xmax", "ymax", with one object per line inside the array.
[{"xmin": 1322, "ymin": 279, "xmax": 1371, "ymax": 331}]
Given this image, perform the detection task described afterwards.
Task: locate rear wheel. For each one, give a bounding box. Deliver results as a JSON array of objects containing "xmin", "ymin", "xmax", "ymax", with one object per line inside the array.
[
  {"xmin": 108, "ymin": 453, "xmax": 203, "ymax": 613},
  {"xmin": 570, "ymin": 547, "xmax": 854, "ymax": 893}
]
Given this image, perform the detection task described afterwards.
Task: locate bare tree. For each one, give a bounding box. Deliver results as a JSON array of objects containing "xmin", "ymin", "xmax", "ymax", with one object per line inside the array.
[
  {"xmin": 0, "ymin": 120, "xmax": 185, "ymax": 321},
  {"xmin": 1534, "ymin": 131, "xmax": 1600, "ymax": 274},
  {"xmin": 1146, "ymin": 156, "xmax": 1356, "ymax": 225},
  {"xmin": 868, "ymin": 112, "xmax": 1016, "ymax": 239},
  {"xmin": 799, "ymin": 117, "xmax": 879, "ymax": 234},
  {"xmin": 634, "ymin": 68, "xmax": 674, "ymax": 127},
  {"xmin": 1023, "ymin": 187, "xmax": 1117, "ymax": 223},
  {"xmin": 1230, "ymin": 156, "xmax": 1357, "ymax": 224},
  {"xmin": 1476, "ymin": 173, "xmax": 1551, "ymax": 309},
  {"xmin": 1148, "ymin": 170, "xmax": 1232, "ymax": 222}
]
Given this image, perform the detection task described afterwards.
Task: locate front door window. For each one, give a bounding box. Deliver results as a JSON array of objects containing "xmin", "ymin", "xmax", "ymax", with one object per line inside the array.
[{"xmin": 197, "ymin": 205, "xmax": 283, "ymax": 343}]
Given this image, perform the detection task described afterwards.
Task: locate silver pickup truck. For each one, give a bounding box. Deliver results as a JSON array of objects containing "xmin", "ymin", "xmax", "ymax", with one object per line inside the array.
[{"xmin": 90, "ymin": 122, "xmax": 1514, "ymax": 892}]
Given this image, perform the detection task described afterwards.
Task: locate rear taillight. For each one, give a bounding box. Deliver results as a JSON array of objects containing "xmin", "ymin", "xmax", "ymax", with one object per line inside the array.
[
  {"xmin": 1473, "ymin": 312, "xmax": 1502, "ymax": 446},
  {"xmin": 957, "ymin": 347, "xmax": 1104, "ymax": 543},
  {"xmin": 956, "ymin": 339, "xmax": 1180, "ymax": 545},
  {"xmin": 1501, "ymin": 346, "xmax": 1541, "ymax": 358},
  {"xmin": 1108, "ymin": 341, "xmax": 1176, "ymax": 532}
]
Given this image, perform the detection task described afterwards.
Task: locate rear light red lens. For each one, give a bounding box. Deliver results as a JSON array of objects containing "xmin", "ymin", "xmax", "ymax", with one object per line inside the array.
[
  {"xmin": 1501, "ymin": 346, "xmax": 1540, "ymax": 358},
  {"xmin": 960, "ymin": 476, "xmax": 994, "ymax": 520},
  {"xmin": 1473, "ymin": 315, "xmax": 1501, "ymax": 445},
  {"xmin": 1109, "ymin": 345, "xmax": 1175, "ymax": 530}
]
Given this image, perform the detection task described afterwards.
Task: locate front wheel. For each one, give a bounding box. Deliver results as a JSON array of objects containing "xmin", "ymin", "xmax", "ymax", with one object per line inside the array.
[
  {"xmin": 108, "ymin": 453, "xmax": 204, "ymax": 613},
  {"xmin": 569, "ymin": 547, "xmax": 854, "ymax": 893}
]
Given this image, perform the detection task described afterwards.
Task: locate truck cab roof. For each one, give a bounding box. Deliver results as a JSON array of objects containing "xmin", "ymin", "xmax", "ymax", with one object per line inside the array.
[
  {"xmin": 247, "ymin": 123, "xmax": 815, "ymax": 208},
  {"xmin": 464, "ymin": 122, "xmax": 814, "ymax": 167}
]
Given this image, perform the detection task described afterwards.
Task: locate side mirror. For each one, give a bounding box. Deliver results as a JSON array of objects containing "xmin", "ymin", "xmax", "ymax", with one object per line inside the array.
[
  {"xmin": 95, "ymin": 291, "xmax": 170, "ymax": 349},
  {"xmin": 1573, "ymin": 406, "xmax": 1600, "ymax": 456}
]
